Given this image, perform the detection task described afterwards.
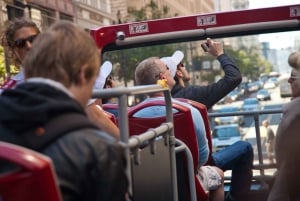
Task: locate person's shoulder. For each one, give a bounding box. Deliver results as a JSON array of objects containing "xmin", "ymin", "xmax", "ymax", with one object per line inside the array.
[{"xmin": 55, "ymin": 128, "xmax": 119, "ymax": 151}]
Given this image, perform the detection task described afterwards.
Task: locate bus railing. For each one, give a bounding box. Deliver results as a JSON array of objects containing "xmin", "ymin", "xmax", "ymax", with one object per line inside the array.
[
  {"xmin": 209, "ymin": 108, "xmax": 282, "ymax": 185},
  {"xmin": 92, "ymin": 85, "xmax": 283, "ymax": 196},
  {"xmin": 92, "ymin": 85, "xmax": 178, "ymax": 201}
]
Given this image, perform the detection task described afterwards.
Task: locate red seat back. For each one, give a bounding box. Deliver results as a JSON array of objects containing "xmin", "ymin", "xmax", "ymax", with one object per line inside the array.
[
  {"xmin": 128, "ymin": 100, "xmax": 199, "ymax": 171},
  {"xmin": 0, "ymin": 142, "xmax": 62, "ymax": 201},
  {"xmin": 128, "ymin": 100, "xmax": 208, "ymax": 201},
  {"xmin": 176, "ymin": 98, "xmax": 213, "ymax": 165}
]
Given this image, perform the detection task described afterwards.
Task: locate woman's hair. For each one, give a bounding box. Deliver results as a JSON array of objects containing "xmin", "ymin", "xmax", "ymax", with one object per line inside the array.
[
  {"xmin": 1, "ymin": 17, "xmax": 40, "ymax": 65},
  {"xmin": 23, "ymin": 20, "xmax": 100, "ymax": 87}
]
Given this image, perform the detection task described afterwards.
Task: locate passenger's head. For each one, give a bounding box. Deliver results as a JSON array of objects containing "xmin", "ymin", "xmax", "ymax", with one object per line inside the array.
[
  {"xmin": 23, "ymin": 20, "xmax": 100, "ymax": 107},
  {"xmin": 262, "ymin": 120, "xmax": 269, "ymax": 127},
  {"xmin": 135, "ymin": 57, "xmax": 175, "ymax": 88},
  {"xmin": 94, "ymin": 61, "xmax": 113, "ymax": 90},
  {"xmin": 160, "ymin": 50, "xmax": 190, "ymax": 86},
  {"xmin": 287, "ymin": 52, "xmax": 300, "ymax": 98},
  {"xmin": 2, "ymin": 17, "xmax": 40, "ymax": 65}
]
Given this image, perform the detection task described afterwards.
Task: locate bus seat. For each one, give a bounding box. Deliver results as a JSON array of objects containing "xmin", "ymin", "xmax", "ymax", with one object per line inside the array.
[
  {"xmin": 102, "ymin": 103, "xmax": 119, "ymax": 117},
  {"xmin": 128, "ymin": 100, "xmax": 209, "ymax": 201},
  {"xmin": 176, "ymin": 98, "xmax": 213, "ymax": 165},
  {"xmin": 0, "ymin": 142, "xmax": 62, "ymax": 201},
  {"xmin": 128, "ymin": 100, "xmax": 199, "ymax": 171},
  {"xmin": 131, "ymin": 136, "xmax": 174, "ymax": 201}
]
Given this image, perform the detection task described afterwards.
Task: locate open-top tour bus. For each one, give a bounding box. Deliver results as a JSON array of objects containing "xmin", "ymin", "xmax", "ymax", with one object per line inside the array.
[{"xmin": 89, "ymin": 4, "xmax": 300, "ymax": 201}]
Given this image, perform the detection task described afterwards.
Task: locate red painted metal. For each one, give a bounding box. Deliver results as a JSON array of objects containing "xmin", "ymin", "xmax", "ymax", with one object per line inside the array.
[{"xmin": 90, "ymin": 4, "xmax": 300, "ymax": 50}]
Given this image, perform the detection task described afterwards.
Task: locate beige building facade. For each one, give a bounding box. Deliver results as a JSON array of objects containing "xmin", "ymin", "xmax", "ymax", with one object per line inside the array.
[{"xmin": 127, "ymin": 0, "xmax": 214, "ymax": 18}]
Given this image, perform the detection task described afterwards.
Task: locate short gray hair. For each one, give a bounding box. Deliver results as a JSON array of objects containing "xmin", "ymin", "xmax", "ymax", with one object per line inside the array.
[
  {"xmin": 288, "ymin": 52, "xmax": 300, "ymax": 70},
  {"xmin": 135, "ymin": 57, "xmax": 161, "ymax": 85}
]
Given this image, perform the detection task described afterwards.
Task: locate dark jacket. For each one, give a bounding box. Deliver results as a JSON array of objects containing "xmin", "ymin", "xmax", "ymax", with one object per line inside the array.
[
  {"xmin": 171, "ymin": 54, "xmax": 242, "ymax": 110},
  {"xmin": 0, "ymin": 82, "xmax": 128, "ymax": 201}
]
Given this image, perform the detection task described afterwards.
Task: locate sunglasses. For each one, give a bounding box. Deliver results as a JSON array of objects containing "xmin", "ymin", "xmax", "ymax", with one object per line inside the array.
[{"xmin": 13, "ymin": 34, "xmax": 38, "ymax": 48}]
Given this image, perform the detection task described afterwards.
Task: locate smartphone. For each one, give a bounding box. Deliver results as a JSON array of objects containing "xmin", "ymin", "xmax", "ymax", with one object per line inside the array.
[{"xmin": 201, "ymin": 42, "xmax": 209, "ymax": 52}]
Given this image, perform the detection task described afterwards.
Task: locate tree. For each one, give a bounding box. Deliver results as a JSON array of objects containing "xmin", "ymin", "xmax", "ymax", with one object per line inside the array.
[
  {"xmin": 105, "ymin": 1, "xmax": 172, "ymax": 85},
  {"xmin": 194, "ymin": 45, "xmax": 272, "ymax": 84}
]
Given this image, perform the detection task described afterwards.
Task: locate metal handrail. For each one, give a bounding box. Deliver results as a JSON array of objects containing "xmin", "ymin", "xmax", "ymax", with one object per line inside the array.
[
  {"xmin": 92, "ymin": 85, "xmax": 178, "ymax": 201},
  {"xmin": 209, "ymin": 108, "xmax": 282, "ymax": 180}
]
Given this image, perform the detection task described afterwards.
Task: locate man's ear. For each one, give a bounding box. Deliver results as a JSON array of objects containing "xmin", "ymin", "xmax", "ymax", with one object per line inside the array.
[
  {"xmin": 159, "ymin": 72, "xmax": 166, "ymax": 79},
  {"xmin": 79, "ymin": 64, "xmax": 89, "ymax": 85}
]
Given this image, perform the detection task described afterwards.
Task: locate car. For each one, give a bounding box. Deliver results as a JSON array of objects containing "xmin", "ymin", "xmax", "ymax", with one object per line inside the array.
[
  {"xmin": 247, "ymin": 82, "xmax": 259, "ymax": 92},
  {"xmin": 214, "ymin": 106, "xmax": 244, "ymax": 125},
  {"xmin": 256, "ymin": 89, "xmax": 271, "ymax": 101},
  {"xmin": 242, "ymin": 98, "xmax": 260, "ymax": 111},
  {"xmin": 212, "ymin": 124, "xmax": 243, "ymax": 152},
  {"xmin": 263, "ymin": 80, "xmax": 276, "ymax": 89},
  {"xmin": 227, "ymin": 90, "xmax": 240, "ymax": 102}
]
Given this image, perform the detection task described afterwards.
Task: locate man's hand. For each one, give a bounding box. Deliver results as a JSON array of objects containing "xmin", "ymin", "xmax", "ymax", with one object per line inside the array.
[{"xmin": 206, "ymin": 38, "xmax": 224, "ymax": 57}]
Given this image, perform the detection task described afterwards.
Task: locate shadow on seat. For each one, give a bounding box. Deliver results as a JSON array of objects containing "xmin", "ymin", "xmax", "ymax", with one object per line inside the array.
[
  {"xmin": 128, "ymin": 100, "xmax": 209, "ymax": 201},
  {"xmin": 0, "ymin": 142, "xmax": 62, "ymax": 201}
]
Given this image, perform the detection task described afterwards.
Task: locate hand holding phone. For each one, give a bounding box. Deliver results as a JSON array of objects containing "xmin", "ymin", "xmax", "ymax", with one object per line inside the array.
[{"xmin": 201, "ymin": 42, "xmax": 209, "ymax": 52}]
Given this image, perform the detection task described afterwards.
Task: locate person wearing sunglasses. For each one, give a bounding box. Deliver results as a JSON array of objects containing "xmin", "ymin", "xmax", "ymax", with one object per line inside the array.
[
  {"xmin": 268, "ymin": 51, "xmax": 300, "ymax": 201},
  {"xmin": 0, "ymin": 17, "xmax": 40, "ymax": 92}
]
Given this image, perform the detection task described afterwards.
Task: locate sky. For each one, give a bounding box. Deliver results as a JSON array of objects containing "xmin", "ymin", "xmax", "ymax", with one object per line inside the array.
[
  {"xmin": 248, "ymin": 0, "xmax": 300, "ymax": 49},
  {"xmin": 249, "ymin": 0, "xmax": 299, "ymax": 9}
]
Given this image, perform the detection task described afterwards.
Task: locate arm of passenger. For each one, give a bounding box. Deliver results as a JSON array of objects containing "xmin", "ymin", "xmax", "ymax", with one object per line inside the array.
[
  {"xmin": 172, "ymin": 54, "xmax": 241, "ymax": 110},
  {"xmin": 218, "ymin": 54, "xmax": 242, "ymax": 85},
  {"xmin": 190, "ymin": 107, "xmax": 209, "ymax": 166},
  {"xmin": 86, "ymin": 103, "xmax": 120, "ymax": 140}
]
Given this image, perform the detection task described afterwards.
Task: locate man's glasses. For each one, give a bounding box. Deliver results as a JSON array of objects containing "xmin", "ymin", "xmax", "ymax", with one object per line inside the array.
[
  {"xmin": 289, "ymin": 75, "xmax": 299, "ymax": 82},
  {"xmin": 13, "ymin": 34, "xmax": 38, "ymax": 48}
]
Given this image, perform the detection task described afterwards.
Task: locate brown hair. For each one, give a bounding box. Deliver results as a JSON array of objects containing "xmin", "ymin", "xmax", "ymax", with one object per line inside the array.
[
  {"xmin": 23, "ymin": 20, "xmax": 100, "ymax": 87},
  {"xmin": 1, "ymin": 17, "xmax": 40, "ymax": 65}
]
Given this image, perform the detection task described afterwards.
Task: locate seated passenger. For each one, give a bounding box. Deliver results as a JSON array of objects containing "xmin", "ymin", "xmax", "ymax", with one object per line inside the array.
[
  {"xmin": 268, "ymin": 51, "xmax": 300, "ymax": 201},
  {"xmin": 0, "ymin": 21, "xmax": 128, "ymax": 201},
  {"xmin": 86, "ymin": 61, "xmax": 120, "ymax": 139},
  {"xmin": 0, "ymin": 17, "xmax": 40, "ymax": 93},
  {"xmin": 134, "ymin": 56, "xmax": 224, "ymax": 201},
  {"xmin": 162, "ymin": 44, "xmax": 253, "ymax": 201}
]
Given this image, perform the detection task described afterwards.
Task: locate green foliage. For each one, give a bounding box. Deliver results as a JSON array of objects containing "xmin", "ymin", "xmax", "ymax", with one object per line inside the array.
[
  {"xmin": 0, "ymin": 46, "xmax": 5, "ymax": 84},
  {"xmin": 196, "ymin": 46, "xmax": 273, "ymax": 83},
  {"xmin": 224, "ymin": 46, "xmax": 272, "ymax": 80},
  {"xmin": 103, "ymin": 44, "xmax": 178, "ymax": 85},
  {"xmin": 107, "ymin": 1, "xmax": 173, "ymax": 84},
  {"xmin": 0, "ymin": 45, "xmax": 20, "ymax": 85}
]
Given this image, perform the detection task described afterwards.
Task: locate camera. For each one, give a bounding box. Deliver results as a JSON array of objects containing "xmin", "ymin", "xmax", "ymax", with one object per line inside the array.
[
  {"xmin": 201, "ymin": 42, "xmax": 209, "ymax": 52},
  {"xmin": 116, "ymin": 31, "xmax": 125, "ymax": 40}
]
